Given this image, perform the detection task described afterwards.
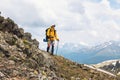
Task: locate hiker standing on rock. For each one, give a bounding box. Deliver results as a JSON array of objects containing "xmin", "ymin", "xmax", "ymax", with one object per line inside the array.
[{"xmin": 44, "ymin": 25, "xmax": 59, "ymax": 55}]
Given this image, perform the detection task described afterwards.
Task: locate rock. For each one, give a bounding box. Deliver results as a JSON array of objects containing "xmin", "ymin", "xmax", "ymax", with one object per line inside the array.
[
  {"xmin": 0, "ymin": 44, "xmax": 10, "ymax": 57},
  {"xmin": 117, "ymin": 72, "xmax": 120, "ymax": 75},
  {"xmin": 32, "ymin": 53, "xmax": 45, "ymax": 67},
  {"xmin": 29, "ymin": 72, "xmax": 37, "ymax": 78},
  {"xmin": 0, "ymin": 16, "xmax": 4, "ymax": 23},
  {"xmin": 13, "ymin": 24, "xmax": 18, "ymax": 30},
  {"xmin": 71, "ymin": 77, "xmax": 76, "ymax": 80},
  {"xmin": 23, "ymin": 48, "xmax": 32, "ymax": 57},
  {"xmin": 15, "ymin": 28, "xmax": 24, "ymax": 38},
  {"xmin": 23, "ymin": 32, "xmax": 32, "ymax": 41},
  {"xmin": 5, "ymin": 33, "xmax": 17, "ymax": 45},
  {"xmin": 16, "ymin": 39, "xmax": 25, "ymax": 49},
  {"xmin": 8, "ymin": 60, "xmax": 15, "ymax": 65},
  {"xmin": 2, "ymin": 17, "xmax": 15, "ymax": 33},
  {"xmin": 82, "ymin": 67, "xmax": 89, "ymax": 71},
  {"xmin": 12, "ymin": 70, "xmax": 19, "ymax": 77},
  {"xmin": 76, "ymin": 77, "xmax": 80, "ymax": 80},
  {"xmin": 32, "ymin": 39, "xmax": 39, "ymax": 48},
  {"xmin": 0, "ymin": 71, "xmax": 5, "ymax": 78},
  {"xmin": 48, "ymin": 71, "xmax": 57, "ymax": 77},
  {"xmin": 0, "ymin": 24, "xmax": 4, "ymax": 30}
]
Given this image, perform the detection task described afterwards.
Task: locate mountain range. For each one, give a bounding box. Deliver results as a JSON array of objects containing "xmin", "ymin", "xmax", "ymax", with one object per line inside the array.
[{"xmin": 58, "ymin": 41, "xmax": 120, "ymax": 64}]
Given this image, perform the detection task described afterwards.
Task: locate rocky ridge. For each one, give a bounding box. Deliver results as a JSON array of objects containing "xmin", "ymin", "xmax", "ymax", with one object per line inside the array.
[
  {"xmin": 0, "ymin": 15, "xmax": 59, "ymax": 80},
  {"xmin": 0, "ymin": 15, "xmax": 118, "ymax": 80},
  {"xmin": 93, "ymin": 60, "xmax": 120, "ymax": 78}
]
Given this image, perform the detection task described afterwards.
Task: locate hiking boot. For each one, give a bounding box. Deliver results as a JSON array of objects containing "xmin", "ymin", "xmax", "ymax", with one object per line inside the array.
[
  {"xmin": 51, "ymin": 53, "xmax": 54, "ymax": 55},
  {"xmin": 47, "ymin": 47, "xmax": 50, "ymax": 52}
]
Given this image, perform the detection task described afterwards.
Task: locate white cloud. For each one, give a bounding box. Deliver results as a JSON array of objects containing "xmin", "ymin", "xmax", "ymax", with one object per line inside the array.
[
  {"xmin": 116, "ymin": 0, "xmax": 120, "ymax": 3},
  {"xmin": 0, "ymin": 0, "xmax": 120, "ymax": 49}
]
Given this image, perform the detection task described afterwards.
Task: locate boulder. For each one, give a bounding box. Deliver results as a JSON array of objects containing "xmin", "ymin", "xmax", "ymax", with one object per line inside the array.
[{"xmin": 23, "ymin": 32, "xmax": 32, "ymax": 41}]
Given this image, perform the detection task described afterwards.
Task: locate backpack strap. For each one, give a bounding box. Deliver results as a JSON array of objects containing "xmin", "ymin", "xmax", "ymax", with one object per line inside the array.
[
  {"xmin": 54, "ymin": 30, "xmax": 56, "ymax": 36},
  {"xmin": 46, "ymin": 28, "xmax": 50, "ymax": 36}
]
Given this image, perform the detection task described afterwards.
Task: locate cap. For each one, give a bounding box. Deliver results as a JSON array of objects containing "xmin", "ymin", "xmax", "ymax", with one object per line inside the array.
[{"xmin": 51, "ymin": 24, "xmax": 55, "ymax": 27}]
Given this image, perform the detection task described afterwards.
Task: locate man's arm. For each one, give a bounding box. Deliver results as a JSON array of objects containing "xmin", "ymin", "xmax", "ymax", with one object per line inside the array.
[{"xmin": 55, "ymin": 30, "xmax": 59, "ymax": 41}]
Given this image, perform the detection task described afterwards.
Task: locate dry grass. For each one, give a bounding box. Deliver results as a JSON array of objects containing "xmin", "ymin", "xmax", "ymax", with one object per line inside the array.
[{"xmin": 52, "ymin": 55, "xmax": 117, "ymax": 80}]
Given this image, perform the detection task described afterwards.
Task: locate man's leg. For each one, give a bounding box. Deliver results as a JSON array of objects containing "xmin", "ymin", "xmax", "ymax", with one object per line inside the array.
[
  {"xmin": 51, "ymin": 41, "xmax": 55, "ymax": 55},
  {"xmin": 47, "ymin": 41, "xmax": 50, "ymax": 52}
]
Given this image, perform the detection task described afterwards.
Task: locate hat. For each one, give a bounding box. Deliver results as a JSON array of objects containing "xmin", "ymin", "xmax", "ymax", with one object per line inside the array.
[{"xmin": 51, "ymin": 24, "xmax": 55, "ymax": 27}]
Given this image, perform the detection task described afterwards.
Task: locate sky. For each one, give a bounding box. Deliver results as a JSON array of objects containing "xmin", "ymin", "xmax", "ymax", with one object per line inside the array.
[{"xmin": 0, "ymin": 0, "xmax": 120, "ymax": 50}]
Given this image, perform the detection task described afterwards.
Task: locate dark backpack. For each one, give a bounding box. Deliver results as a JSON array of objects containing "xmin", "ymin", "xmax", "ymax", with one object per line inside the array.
[
  {"xmin": 45, "ymin": 28, "xmax": 50, "ymax": 41},
  {"xmin": 43, "ymin": 28, "xmax": 56, "ymax": 42},
  {"xmin": 45, "ymin": 28, "xmax": 50, "ymax": 36}
]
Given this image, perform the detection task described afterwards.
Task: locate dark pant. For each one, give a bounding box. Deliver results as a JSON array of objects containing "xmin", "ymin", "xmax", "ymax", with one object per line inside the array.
[{"xmin": 47, "ymin": 40, "xmax": 55, "ymax": 55}]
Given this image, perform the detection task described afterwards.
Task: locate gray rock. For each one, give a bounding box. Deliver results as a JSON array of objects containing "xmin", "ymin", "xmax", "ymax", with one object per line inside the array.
[
  {"xmin": 23, "ymin": 32, "xmax": 32, "ymax": 41},
  {"xmin": 0, "ymin": 71, "xmax": 5, "ymax": 78},
  {"xmin": 32, "ymin": 39, "xmax": 39, "ymax": 48}
]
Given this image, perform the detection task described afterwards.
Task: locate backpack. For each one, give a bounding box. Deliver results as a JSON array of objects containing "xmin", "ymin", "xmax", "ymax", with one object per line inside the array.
[
  {"xmin": 45, "ymin": 28, "xmax": 50, "ymax": 41},
  {"xmin": 43, "ymin": 28, "xmax": 56, "ymax": 42},
  {"xmin": 45, "ymin": 28, "xmax": 50, "ymax": 36}
]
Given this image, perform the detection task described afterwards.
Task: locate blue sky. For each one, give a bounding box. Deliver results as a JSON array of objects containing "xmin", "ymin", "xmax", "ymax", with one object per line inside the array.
[
  {"xmin": 0, "ymin": 0, "xmax": 120, "ymax": 50},
  {"xmin": 109, "ymin": 0, "xmax": 120, "ymax": 9}
]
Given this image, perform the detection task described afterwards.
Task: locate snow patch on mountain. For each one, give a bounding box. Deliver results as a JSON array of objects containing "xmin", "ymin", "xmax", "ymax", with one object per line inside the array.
[
  {"xmin": 84, "ymin": 64, "xmax": 116, "ymax": 77},
  {"xmin": 93, "ymin": 59, "xmax": 120, "ymax": 68}
]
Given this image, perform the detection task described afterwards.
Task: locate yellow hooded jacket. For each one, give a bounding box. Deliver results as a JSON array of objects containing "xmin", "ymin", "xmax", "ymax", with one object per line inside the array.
[{"xmin": 46, "ymin": 27, "xmax": 59, "ymax": 41}]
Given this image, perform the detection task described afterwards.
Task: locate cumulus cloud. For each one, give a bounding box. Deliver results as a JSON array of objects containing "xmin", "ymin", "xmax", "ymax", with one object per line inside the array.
[
  {"xmin": 68, "ymin": 1, "xmax": 85, "ymax": 14},
  {"xmin": 0, "ymin": 0, "xmax": 120, "ymax": 48},
  {"xmin": 0, "ymin": 0, "xmax": 46, "ymax": 27}
]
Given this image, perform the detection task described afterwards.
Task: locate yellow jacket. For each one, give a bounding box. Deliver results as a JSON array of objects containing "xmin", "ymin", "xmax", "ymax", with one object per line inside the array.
[{"xmin": 46, "ymin": 27, "xmax": 59, "ymax": 41}]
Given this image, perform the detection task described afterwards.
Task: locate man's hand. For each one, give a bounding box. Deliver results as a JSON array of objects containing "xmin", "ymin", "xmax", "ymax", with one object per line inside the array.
[{"xmin": 57, "ymin": 39, "xmax": 59, "ymax": 41}]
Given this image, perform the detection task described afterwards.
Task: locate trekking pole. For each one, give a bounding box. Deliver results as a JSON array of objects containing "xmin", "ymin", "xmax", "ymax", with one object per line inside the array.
[{"xmin": 56, "ymin": 41, "xmax": 59, "ymax": 55}]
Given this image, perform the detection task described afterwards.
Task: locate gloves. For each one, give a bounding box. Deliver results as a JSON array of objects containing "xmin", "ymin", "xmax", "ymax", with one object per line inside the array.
[{"xmin": 57, "ymin": 39, "xmax": 59, "ymax": 41}]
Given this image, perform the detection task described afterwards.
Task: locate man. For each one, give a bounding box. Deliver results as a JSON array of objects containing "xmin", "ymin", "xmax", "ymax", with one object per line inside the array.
[{"xmin": 46, "ymin": 24, "xmax": 59, "ymax": 55}]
